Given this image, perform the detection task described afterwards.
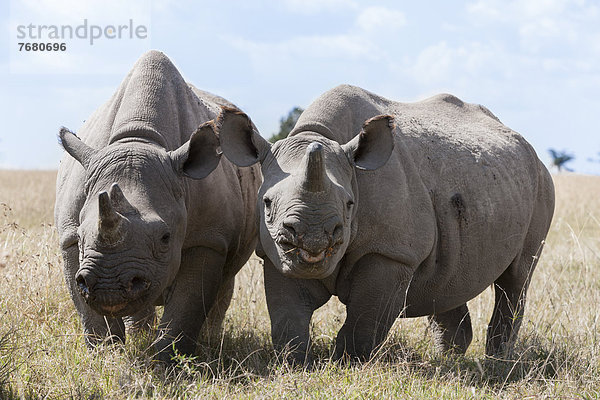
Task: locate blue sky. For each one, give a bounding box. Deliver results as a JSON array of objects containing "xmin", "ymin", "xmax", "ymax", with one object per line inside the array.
[{"xmin": 1, "ymin": 0, "xmax": 599, "ymax": 174}]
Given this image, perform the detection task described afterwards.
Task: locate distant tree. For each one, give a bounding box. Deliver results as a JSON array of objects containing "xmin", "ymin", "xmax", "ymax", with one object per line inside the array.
[
  {"xmin": 548, "ymin": 149, "xmax": 575, "ymax": 172},
  {"xmin": 587, "ymin": 152, "xmax": 600, "ymax": 163},
  {"xmin": 269, "ymin": 107, "xmax": 304, "ymax": 143}
]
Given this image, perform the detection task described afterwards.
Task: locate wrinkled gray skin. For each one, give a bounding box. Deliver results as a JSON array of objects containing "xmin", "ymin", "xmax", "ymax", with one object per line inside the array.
[
  {"xmin": 218, "ymin": 84, "xmax": 555, "ymax": 364},
  {"xmin": 54, "ymin": 51, "xmax": 260, "ymax": 362}
]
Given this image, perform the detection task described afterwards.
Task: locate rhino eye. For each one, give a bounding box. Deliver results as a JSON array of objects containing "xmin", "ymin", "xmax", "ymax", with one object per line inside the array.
[
  {"xmin": 263, "ymin": 197, "xmax": 275, "ymax": 222},
  {"xmin": 263, "ymin": 197, "xmax": 272, "ymax": 209},
  {"xmin": 346, "ymin": 199, "xmax": 354, "ymax": 209},
  {"xmin": 160, "ymin": 232, "xmax": 171, "ymax": 245}
]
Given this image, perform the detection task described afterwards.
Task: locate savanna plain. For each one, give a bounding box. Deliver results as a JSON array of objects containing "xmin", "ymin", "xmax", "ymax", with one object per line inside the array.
[{"xmin": 0, "ymin": 170, "xmax": 599, "ymax": 399}]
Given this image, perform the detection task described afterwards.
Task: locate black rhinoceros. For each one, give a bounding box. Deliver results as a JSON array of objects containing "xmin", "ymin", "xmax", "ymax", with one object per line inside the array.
[
  {"xmin": 55, "ymin": 51, "xmax": 260, "ymax": 361},
  {"xmin": 216, "ymin": 84, "xmax": 555, "ymax": 363}
]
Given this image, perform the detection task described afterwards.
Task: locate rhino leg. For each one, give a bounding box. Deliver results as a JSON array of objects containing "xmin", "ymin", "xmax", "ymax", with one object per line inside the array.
[
  {"xmin": 334, "ymin": 254, "xmax": 411, "ymax": 361},
  {"xmin": 200, "ymin": 277, "xmax": 235, "ymax": 346},
  {"xmin": 486, "ymin": 243, "xmax": 539, "ymax": 357},
  {"xmin": 62, "ymin": 244, "xmax": 126, "ymax": 345},
  {"xmin": 263, "ymin": 258, "xmax": 330, "ymax": 366},
  {"xmin": 486, "ymin": 282, "xmax": 526, "ymax": 357},
  {"xmin": 155, "ymin": 246, "xmax": 226, "ymax": 363},
  {"xmin": 428, "ymin": 303, "xmax": 472, "ymax": 354}
]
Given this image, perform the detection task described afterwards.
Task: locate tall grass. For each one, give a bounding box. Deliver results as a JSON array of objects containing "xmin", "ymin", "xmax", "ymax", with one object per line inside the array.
[{"xmin": 0, "ymin": 170, "xmax": 599, "ymax": 398}]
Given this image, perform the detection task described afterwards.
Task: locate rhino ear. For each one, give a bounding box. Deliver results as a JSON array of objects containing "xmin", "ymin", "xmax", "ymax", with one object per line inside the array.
[
  {"xmin": 170, "ymin": 121, "xmax": 221, "ymax": 179},
  {"xmin": 58, "ymin": 127, "xmax": 97, "ymax": 169},
  {"xmin": 341, "ymin": 115, "xmax": 395, "ymax": 171},
  {"xmin": 218, "ymin": 106, "xmax": 271, "ymax": 167}
]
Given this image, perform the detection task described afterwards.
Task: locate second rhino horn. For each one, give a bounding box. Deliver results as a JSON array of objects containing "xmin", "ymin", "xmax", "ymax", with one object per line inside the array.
[
  {"xmin": 109, "ymin": 183, "xmax": 136, "ymax": 215},
  {"xmin": 301, "ymin": 142, "xmax": 329, "ymax": 193}
]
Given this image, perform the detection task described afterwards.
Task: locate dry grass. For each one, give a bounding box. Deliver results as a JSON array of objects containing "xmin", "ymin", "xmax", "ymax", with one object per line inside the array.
[{"xmin": 1, "ymin": 170, "xmax": 599, "ymax": 398}]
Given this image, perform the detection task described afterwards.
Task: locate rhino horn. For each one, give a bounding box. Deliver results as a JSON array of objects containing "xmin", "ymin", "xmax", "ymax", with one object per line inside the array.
[
  {"xmin": 98, "ymin": 191, "xmax": 125, "ymax": 246},
  {"xmin": 108, "ymin": 183, "xmax": 136, "ymax": 215},
  {"xmin": 300, "ymin": 142, "xmax": 328, "ymax": 193}
]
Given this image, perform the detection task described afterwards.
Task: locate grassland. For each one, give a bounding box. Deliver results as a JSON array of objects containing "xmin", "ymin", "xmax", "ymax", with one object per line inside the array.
[{"xmin": 0, "ymin": 170, "xmax": 599, "ymax": 399}]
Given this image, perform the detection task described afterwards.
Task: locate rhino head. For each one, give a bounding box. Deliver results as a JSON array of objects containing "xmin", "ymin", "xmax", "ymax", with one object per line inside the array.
[
  {"xmin": 219, "ymin": 113, "xmax": 395, "ymax": 279},
  {"xmin": 59, "ymin": 110, "xmax": 241, "ymax": 317}
]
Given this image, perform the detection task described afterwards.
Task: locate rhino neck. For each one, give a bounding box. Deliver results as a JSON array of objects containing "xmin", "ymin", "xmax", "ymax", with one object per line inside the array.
[
  {"xmin": 290, "ymin": 85, "xmax": 390, "ymax": 145},
  {"xmin": 109, "ymin": 126, "xmax": 168, "ymax": 148},
  {"xmin": 289, "ymin": 122, "xmax": 336, "ymax": 141},
  {"xmin": 107, "ymin": 51, "xmax": 214, "ymax": 151}
]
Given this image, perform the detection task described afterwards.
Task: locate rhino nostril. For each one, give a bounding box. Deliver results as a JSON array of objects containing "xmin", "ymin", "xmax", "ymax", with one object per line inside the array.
[
  {"xmin": 75, "ymin": 270, "xmax": 94, "ymax": 298},
  {"xmin": 282, "ymin": 221, "xmax": 297, "ymax": 238},
  {"xmin": 324, "ymin": 215, "xmax": 343, "ymax": 239},
  {"xmin": 76, "ymin": 276, "xmax": 89, "ymax": 296},
  {"xmin": 127, "ymin": 276, "xmax": 150, "ymax": 298},
  {"xmin": 332, "ymin": 224, "xmax": 343, "ymax": 240}
]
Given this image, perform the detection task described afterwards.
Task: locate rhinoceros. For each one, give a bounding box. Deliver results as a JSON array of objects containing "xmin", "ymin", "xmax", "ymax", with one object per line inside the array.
[
  {"xmin": 54, "ymin": 50, "xmax": 260, "ymax": 361},
  {"xmin": 215, "ymin": 84, "xmax": 555, "ymax": 363}
]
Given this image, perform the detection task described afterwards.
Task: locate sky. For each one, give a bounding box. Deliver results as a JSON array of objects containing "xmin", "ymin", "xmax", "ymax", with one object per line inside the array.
[{"xmin": 1, "ymin": 0, "xmax": 599, "ymax": 174}]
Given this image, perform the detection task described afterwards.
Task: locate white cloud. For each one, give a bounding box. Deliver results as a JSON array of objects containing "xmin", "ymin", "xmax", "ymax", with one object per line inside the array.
[
  {"xmin": 356, "ymin": 6, "xmax": 406, "ymax": 32},
  {"xmin": 408, "ymin": 41, "xmax": 510, "ymax": 86},
  {"xmin": 225, "ymin": 33, "xmax": 376, "ymax": 70},
  {"xmin": 465, "ymin": 0, "xmax": 502, "ymax": 20},
  {"xmin": 466, "ymin": 0, "xmax": 600, "ymax": 53},
  {"xmin": 223, "ymin": 5, "xmax": 408, "ymax": 73},
  {"xmin": 511, "ymin": 0, "xmax": 580, "ymax": 19},
  {"xmin": 407, "ymin": 36, "xmax": 596, "ymax": 91},
  {"xmin": 282, "ymin": 0, "xmax": 358, "ymax": 14},
  {"xmin": 151, "ymin": 0, "xmax": 178, "ymax": 13},
  {"xmin": 466, "ymin": 0, "xmax": 570, "ymax": 21},
  {"xmin": 409, "ymin": 41, "xmax": 455, "ymax": 84}
]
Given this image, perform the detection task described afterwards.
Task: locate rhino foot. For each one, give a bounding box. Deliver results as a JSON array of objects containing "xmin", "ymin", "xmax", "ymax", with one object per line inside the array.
[{"xmin": 428, "ymin": 303, "xmax": 473, "ymax": 355}]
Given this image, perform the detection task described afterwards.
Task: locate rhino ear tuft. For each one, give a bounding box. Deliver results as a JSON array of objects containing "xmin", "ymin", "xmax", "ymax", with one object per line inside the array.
[
  {"xmin": 341, "ymin": 115, "xmax": 395, "ymax": 171},
  {"xmin": 218, "ymin": 106, "xmax": 271, "ymax": 167},
  {"xmin": 171, "ymin": 121, "xmax": 221, "ymax": 180},
  {"xmin": 58, "ymin": 127, "xmax": 97, "ymax": 169}
]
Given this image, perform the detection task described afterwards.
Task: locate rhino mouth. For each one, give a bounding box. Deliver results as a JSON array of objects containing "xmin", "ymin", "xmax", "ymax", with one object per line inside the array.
[
  {"xmin": 98, "ymin": 302, "xmax": 127, "ymax": 315},
  {"xmin": 86, "ymin": 292, "xmax": 153, "ymax": 318},
  {"xmin": 298, "ymin": 248, "xmax": 326, "ymax": 263},
  {"xmin": 75, "ymin": 268, "xmax": 155, "ymax": 318},
  {"xmin": 276, "ymin": 240, "xmax": 340, "ymax": 278}
]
